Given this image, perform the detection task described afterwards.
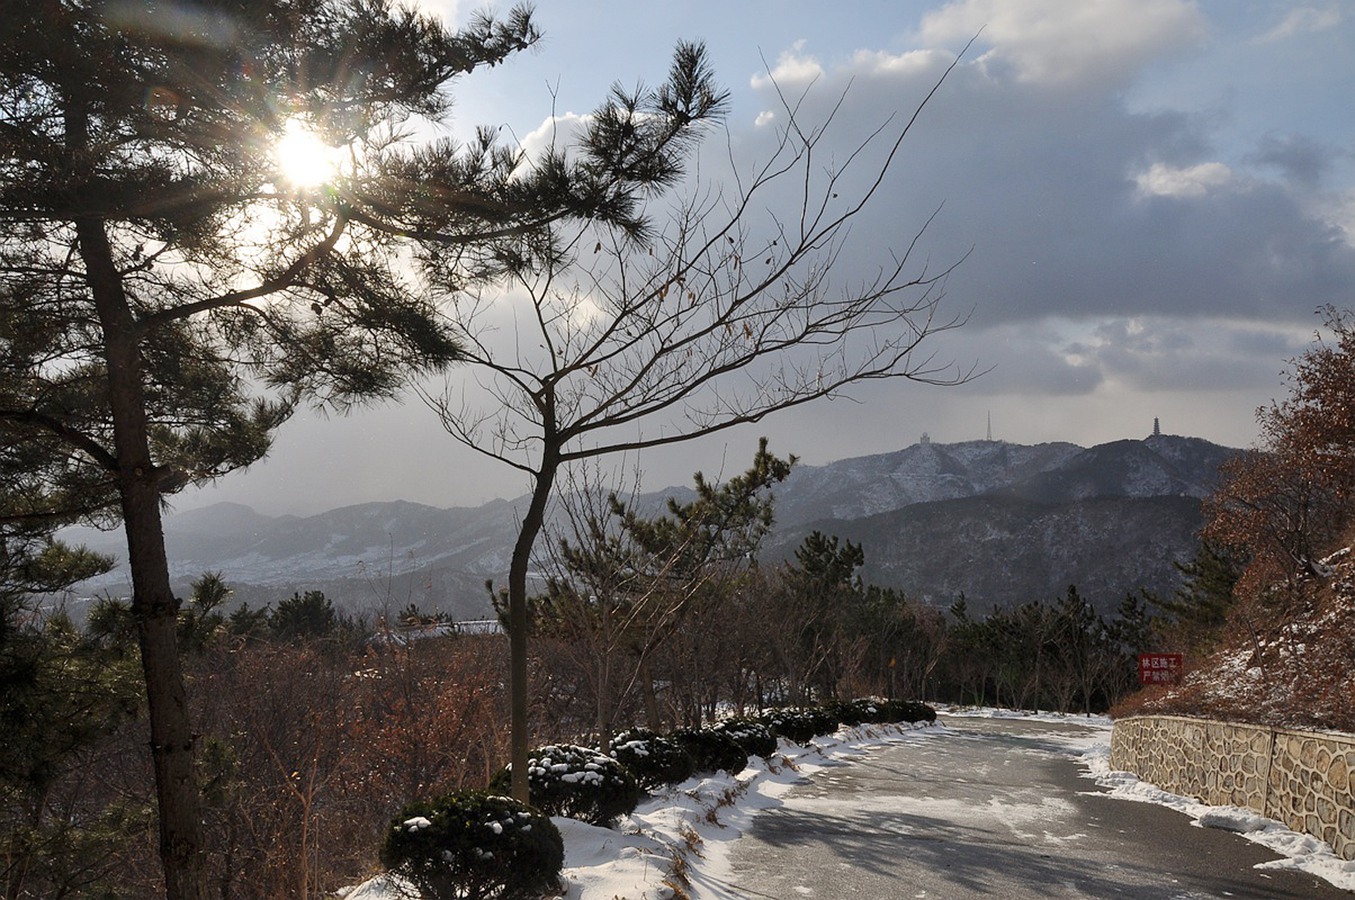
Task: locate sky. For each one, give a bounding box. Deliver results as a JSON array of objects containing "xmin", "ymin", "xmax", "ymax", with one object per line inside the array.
[{"xmin": 182, "ymin": 0, "xmax": 1355, "ymax": 516}]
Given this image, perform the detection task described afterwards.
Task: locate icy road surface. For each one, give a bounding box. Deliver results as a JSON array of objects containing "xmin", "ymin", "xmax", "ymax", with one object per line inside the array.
[{"xmin": 716, "ymin": 715, "xmax": 1349, "ymax": 899}]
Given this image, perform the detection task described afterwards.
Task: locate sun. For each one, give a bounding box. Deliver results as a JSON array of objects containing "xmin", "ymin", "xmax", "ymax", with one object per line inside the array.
[{"xmin": 274, "ymin": 119, "xmax": 341, "ymax": 188}]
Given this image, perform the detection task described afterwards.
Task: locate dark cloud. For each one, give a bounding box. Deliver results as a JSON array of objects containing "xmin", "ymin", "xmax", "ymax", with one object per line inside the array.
[
  {"xmin": 731, "ymin": 55, "xmax": 1355, "ymax": 332},
  {"xmin": 1248, "ymin": 133, "xmax": 1339, "ymax": 186}
]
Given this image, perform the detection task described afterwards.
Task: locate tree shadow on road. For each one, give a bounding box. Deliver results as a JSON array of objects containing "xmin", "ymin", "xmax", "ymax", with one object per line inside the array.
[{"xmin": 722, "ymin": 804, "xmax": 1324, "ymax": 899}]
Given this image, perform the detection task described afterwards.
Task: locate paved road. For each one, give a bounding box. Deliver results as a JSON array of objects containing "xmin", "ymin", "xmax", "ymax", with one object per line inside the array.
[{"xmin": 717, "ymin": 715, "xmax": 1350, "ymax": 899}]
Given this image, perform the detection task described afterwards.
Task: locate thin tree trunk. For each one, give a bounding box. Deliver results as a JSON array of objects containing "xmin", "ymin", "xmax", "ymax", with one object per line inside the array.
[
  {"xmin": 596, "ymin": 598, "xmax": 613, "ymax": 754},
  {"xmin": 507, "ymin": 448, "xmax": 558, "ymax": 802},
  {"xmin": 78, "ymin": 215, "xmax": 208, "ymax": 900},
  {"xmin": 639, "ymin": 659, "xmax": 662, "ymax": 730}
]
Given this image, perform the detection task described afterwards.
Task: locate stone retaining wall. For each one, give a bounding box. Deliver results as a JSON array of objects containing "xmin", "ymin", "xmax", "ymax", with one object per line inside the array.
[{"xmin": 1111, "ymin": 715, "xmax": 1355, "ymax": 861}]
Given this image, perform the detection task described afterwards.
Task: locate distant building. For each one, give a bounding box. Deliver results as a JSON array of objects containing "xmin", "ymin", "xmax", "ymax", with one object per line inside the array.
[
  {"xmin": 456, "ymin": 619, "xmax": 503, "ymax": 635},
  {"xmin": 1153, "ymin": 417, "xmax": 1161, "ymax": 437}
]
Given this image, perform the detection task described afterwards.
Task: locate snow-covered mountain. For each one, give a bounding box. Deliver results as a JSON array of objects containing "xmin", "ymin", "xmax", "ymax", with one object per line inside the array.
[
  {"xmin": 66, "ymin": 434, "xmax": 1236, "ymax": 617},
  {"xmin": 64, "ymin": 498, "xmax": 523, "ymax": 618},
  {"xmin": 771, "ymin": 434, "xmax": 1229, "ymax": 524}
]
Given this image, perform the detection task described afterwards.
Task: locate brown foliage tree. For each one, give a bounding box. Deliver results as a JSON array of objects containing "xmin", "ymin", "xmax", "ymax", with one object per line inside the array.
[{"xmin": 1205, "ymin": 307, "xmax": 1355, "ymax": 598}]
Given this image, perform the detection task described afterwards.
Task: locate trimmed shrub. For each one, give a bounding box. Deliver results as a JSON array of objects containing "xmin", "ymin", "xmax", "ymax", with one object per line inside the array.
[
  {"xmin": 877, "ymin": 698, "xmax": 937, "ymax": 724},
  {"xmin": 809, "ymin": 705, "xmax": 841, "ymax": 735},
  {"xmin": 670, "ymin": 727, "xmax": 749, "ymax": 776},
  {"xmin": 824, "ymin": 698, "xmax": 883, "ymax": 727},
  {"xmin": 380, "ymin": 791, "xmax": 562, "ymax": 900},
  {"xmin": 608, "ymin": 728, "xmax": 696, "ymax": 792},
  {"xmin": 757, "ymin": 707, "xmax": 837, "ymax": 745},
  {"xmin": 489, "ymin": 744, "xmax": 640, "ymax": 826},
  {"xmin": 710, "ymin": 717, "xmax": 777, "ymax": 758}
]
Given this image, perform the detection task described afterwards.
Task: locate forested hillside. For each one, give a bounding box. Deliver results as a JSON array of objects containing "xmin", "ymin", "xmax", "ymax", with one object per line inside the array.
[{"xmin": 61, "ymin": 434, "xmax": 1235, "ymax": 618}]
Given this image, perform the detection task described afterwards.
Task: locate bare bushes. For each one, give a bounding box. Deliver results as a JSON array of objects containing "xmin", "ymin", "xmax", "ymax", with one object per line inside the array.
[{"xmin": 191, "ymin": 634, "xmax": 511, "ymax": 897}]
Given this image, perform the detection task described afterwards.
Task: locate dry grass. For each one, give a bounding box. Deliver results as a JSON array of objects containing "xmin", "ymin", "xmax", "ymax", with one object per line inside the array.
[{"xmin": 1116, "ymin": 550, "xmax": 1355, "ymax": 733}]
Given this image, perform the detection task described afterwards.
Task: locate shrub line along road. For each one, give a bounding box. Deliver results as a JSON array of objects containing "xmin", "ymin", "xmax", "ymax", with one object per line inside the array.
[{"xmin": 715, "ymin": 715, "xmax": 1349, "ymax": 899}]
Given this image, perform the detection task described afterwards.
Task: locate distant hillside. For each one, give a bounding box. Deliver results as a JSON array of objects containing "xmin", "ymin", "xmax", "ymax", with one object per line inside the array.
[
  {"xmin": 770, "ymin": 440, "xmax": 1086, "ymax": 523},
  {"xmin": 765, "ymin": 494, "xmax": 1207, "ymax": 614},
  {"xmin": 761, "ymin": 434, "xmax": 1235, "ymax": 614},
  {"xmin": 63, "ymin": 434, "xmax": 1237, "ymax": 619},
  {"xmin": 62, "ymin": 498, "xmax": 522, "ymax": 619},
  {"xmin": 772, "ymin": 434, "xmax": 1231, "ymax": 524}
]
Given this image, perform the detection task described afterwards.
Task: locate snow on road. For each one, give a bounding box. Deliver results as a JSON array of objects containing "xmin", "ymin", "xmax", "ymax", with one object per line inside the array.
[{"xmin": 342, "ymin": 710, "xmax": 1355, "ymax": 899}]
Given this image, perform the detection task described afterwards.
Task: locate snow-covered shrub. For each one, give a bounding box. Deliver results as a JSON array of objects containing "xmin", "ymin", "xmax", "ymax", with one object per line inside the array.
[
  {"xmin": 876, "ymin": 698, "xmax": 936, "ymax": 724},
  {"xmin": 824, "ymin": 698, "xmax": 878, "ymax": 727},
  {"xmin": 710, "ymin": 717, "xmax": 777, "ymax": 758},
  {"xmin": 607, "ymin": 728, "xmax": 696, "ymax": 792},
  {"xmin": 489, "ymin": 744, "xmax": 640, "ymax": 826},
  {"xmin": 757, "ymin": 707, "xmax": 836, "ymax": 744},
  {"xmin": 670, "ymin": 727, "xmax": 749, "ymax": 776},
  {"xmin": 380, "ymin": 791, "xmax": 562, "ymax": 900}
]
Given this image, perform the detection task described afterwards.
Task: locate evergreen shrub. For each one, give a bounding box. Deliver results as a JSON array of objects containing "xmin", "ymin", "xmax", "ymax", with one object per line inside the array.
[
  {"xmin": 825, "ymin": 698, "xmax": 885, "ymax": 727},
  {"xmin": 608, "ymin": 728, "xmax": 696, "ymax": 792},
  {"xmin": 710, "ymin": 717, "xmax": 777, "ymax": 758},
  {"xmin": 670, "ymin": 727, "xmax": 749, "ymax": 775},
  {"xmin": 757, "ymin": 707, "xmax": 836, "ymax": 744},
  {"xmin": 380, "ymin": 791, "xmax": 562, "ymax": 900},
  {"xmin": 879, "ymin": 698, "xmax": 937, "ymax": 724},
  {"xmin": 489, "ymin": 744, "xmax": 640, "ymax": 826}
]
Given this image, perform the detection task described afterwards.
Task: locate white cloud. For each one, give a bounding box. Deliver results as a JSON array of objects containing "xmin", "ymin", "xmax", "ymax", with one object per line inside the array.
[
  {"xmin": 1134, "ymin": 161, "xmax": 1235, "ymax": 198},
  {"xmin": 850, "ymin": 48, "xmax": 952, "ymax": 79},
  {"xmin": 1257, "ymin": 6, "xmax": 1343, "ymax": 44},
  {"xmin": 916, "ymin": 0, "xmax": 1205, "ymax": 88},
  {"xmin": 514, "ymin": 111, "xmax": 590, "ymax": 168},
  {"xmin": 750, "ymin": 41, "xmax": 825, "ymax": 90}
]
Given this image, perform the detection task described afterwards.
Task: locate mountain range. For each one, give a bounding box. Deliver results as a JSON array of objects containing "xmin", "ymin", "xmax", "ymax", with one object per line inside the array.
[{"xmin": 63, "ymin": 433, "xmax": 1237, "ymax": 619}]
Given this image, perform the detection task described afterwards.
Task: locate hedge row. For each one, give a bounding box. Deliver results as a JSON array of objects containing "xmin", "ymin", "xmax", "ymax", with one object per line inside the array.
[{"xmin": 382, "ymin": 698, "xmax": 934, "ymax": 896}]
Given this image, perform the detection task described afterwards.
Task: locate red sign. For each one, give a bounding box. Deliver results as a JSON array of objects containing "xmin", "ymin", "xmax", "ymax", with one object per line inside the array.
[{"xmin": 1138, "ymin": 653, "xmax": 1183, "ymax": 685}]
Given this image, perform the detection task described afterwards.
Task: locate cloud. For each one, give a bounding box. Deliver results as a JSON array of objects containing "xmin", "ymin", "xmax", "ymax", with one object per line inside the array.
[
  {"xmin": 915, "ymin": 0, "xmax": 1206, "ymax": 89},
  {"xmin": 1134, "ymin": 162, "xmax": 1235, "ymax": 198},
  {"xmin": 850, "ymin": 48, "xmax": 954, "ymax": 79},
  {"xmin": 974, "ymin": 325, "xmax": 1105, "ymax": 396},
  {"xmin": 1247, "ymin": 134, "xmax": 1338, "ymax": 187},
  {"xmin": 732, "ymin": 35, "xmax": 1355, "ymax": 330},
  {"xmin": 1057, "ymin": 317, "xmax": 1309, "ymax": 392},
  {"xmin": 198, "ymin": 1, "xmax": 1352, "ymax": 514},
  {"xmin": 749, "ymin": 41, "xmax": 825, "ymax": 90},
  {"xmin": 1257, "ymin": 6, "xmax": 1344, "ymax": 44},
  {"xmin": 947, "ymin": 317, "xmax": 1307, "ymax": 399}
]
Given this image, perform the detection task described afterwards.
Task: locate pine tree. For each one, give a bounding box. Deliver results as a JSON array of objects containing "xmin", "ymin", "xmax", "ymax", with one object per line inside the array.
[
  {"xmin": 0, "ymin": 2, "xmax": 729, "ymax": 893},
  {"xmin": 781, "ymin": 531, "xmax": 867, "ymax": 700},
  {"xmin": 0, "ymin": 532, "xmax": 142, "ymax": 899},
  {"xmin": 270, "ymin": 590, "xmax": 337, "ymax": 640},
  {"xmin": 1148, "ymin": 542, "xmax": 1241, "ymax": 652},
  {"xmin": 539, "ymin": 440, "xmax": 793, "ymax": 743}
]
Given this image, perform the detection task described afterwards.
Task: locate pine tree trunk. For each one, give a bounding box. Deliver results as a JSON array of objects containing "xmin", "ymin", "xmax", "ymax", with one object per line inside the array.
[
  {"xmin": 507, "ymin": 449, "xmax": 558, "ymax": 802},
  {"xmin": 78, "ymin": 217, "xmax": 208, "ymax": 900}
]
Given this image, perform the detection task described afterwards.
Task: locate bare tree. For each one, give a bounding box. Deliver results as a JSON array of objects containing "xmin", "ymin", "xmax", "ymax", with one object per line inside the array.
[
  {"xmin": 531, "ymin": 473, "xmax": 702, "ymax": 751},
  {"xmin": 425, "ymin": 59, "xmax": 974, "ymax": 799},
  {"xmin": 533, "ymin": 441, "xmax": 789, "ymax": 748}
]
